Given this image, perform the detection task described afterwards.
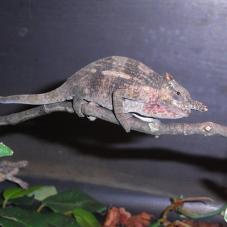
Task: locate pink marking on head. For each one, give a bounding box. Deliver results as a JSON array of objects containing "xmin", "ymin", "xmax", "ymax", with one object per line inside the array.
[
  {"xmin": 143, "ymin": 103, "xmax": 166, "ymax": 114},
  {"xmin": 143, "ymin": 103, "xmax": 182, "ymax": 119},
  {"xmin": 142, "ymin": 88, "xmax": 188, "ymax": 119},
  {"xmin": 146, "ymin": 90, "xmax": 158, "ymax": 103}
]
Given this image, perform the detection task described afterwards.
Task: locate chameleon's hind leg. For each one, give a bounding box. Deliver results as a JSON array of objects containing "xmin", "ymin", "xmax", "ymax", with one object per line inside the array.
[{"xmin": 113, "ymin": 88, "xmax": 140, "ymax": 133}]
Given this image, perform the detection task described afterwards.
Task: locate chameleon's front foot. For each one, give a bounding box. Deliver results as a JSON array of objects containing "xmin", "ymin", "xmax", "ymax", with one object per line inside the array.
[
  {"xmin": 73, "ymin": 97, "xmax": 86, "ymax": 117},
  {"xmin": 115, "ymin": 113, "xmax": 133, "ymax": 133}
]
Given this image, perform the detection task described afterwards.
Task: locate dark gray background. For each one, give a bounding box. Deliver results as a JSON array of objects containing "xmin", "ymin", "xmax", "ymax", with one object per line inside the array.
[{"xmin": 0, "ymin": 0, "xmax": 227, "ymax": 202}]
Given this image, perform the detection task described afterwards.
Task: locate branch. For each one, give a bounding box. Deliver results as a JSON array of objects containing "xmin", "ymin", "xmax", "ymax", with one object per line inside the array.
[
  {"xmin": 0, "ymin": 102, "xmax": 74, "ymax": 126},
  {"xmin": 82, "ymin": 103, "xmax": 227, "ymax": 137},
  {"xmin": 0, "ymin": 102, "xmax": 227, "ymax": 137}
]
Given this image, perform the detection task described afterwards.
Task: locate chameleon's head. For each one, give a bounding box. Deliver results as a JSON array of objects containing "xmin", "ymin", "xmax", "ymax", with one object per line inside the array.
[{"xmin": 153, "ymin": 73, "xmax": 208, "ymax": 119}]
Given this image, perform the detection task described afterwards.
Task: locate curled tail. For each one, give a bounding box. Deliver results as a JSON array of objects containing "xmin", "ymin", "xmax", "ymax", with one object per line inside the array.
[{"xmin": 0, "ymin": 83, "xmax": 71, "ymax": 105}]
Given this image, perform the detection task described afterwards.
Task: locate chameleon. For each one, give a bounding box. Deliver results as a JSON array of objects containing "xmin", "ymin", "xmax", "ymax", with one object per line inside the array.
[{"xmin": 0, "ymin": 56, "xmax": 207, "ymax": 132}]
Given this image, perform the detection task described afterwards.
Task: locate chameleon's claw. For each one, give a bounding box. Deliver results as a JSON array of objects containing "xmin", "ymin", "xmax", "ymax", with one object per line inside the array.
[
  {"xmin": 115, "ymin": 113, "xmax": 132, "ymax": 133},
  {"xmin": 121, "ymin": 120, "xmax": 131, "ymax": 133},
  {"xmin": 73, "ymin": 98, "xmax": 86, "ymax": 117},
  {"xmin": 123, "ymin": 126, "xmax": 131, "ymax": 133}
]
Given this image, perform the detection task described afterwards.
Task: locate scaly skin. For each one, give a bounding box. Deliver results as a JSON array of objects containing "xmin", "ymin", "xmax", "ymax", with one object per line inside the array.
[{"xmin": 0, "ymin": 56, "xmax": 207, "ymax": 132}]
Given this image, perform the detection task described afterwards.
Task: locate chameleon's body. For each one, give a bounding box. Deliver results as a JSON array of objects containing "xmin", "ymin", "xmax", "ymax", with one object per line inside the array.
[{"xmin": 0, "ymin": 56, "xmax": 207, "ymax": 132}]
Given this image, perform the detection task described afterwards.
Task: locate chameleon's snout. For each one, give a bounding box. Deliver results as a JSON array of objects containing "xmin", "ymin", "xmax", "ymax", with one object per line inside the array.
[{"xmin": 190, "ymin": 100, "xmax": 208, "ymax": 112}]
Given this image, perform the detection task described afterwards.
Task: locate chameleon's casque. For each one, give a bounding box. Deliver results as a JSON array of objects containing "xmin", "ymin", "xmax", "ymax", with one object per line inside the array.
[{"xmin": 0, "ymin": 56, "xmax": 207, "ymax": 132}]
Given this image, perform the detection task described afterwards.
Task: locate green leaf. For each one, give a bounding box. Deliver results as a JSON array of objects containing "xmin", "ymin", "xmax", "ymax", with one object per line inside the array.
[
  {"xmin": 28, "ymin": 186, "xmax": 57, "ymax": 201},
  {"xmin": 42, "ymin": 190, "xmax": 106, "ymax": 214},
  {"xmin": 73, "ymin": 208, "xmax": 101, "ymax": 227},
  {"xmin": 0, "ymin": 217, "xmax": 24, "ymax": 227},
  {"xmin": 2, "ymin": 186, "xmax": 42, "ymax": 208},
  {"xmin": 3, "ymin": 188, "xmax": 26, "ymax": 201},
  {"xmin": 11, "ymin": 196, "xmax": 36, "ymax": 207},
  {"xmin": 3, "ymin": 186, "xmax": 41, "ymax": 201},
  {"xmin": 0, "ymin": 143, "xmax": 13, "ymax": 158},
  {"xmin": 149, "ymin": 220, "xmax": 162, "ymax": 227},
  {"xmin": 3, "ymin": 188, "xmax": 24, "ymax": 208},
  {"xmin": 0, "ymin": 207, "xmax": 79, "ymax": 227}
]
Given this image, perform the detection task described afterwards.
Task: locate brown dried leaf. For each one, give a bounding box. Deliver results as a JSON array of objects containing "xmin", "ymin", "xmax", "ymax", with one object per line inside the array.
[
  {"xmin": 103, "ymin": 207, "xmax": 121, "ymax": 227},
  {"xmin": 125, "ymin": 211, "xmax": 153, "ymax": 227},
  {"xmin": 103, "ymin": 207, "xmax": 153, "ymax": 227}
]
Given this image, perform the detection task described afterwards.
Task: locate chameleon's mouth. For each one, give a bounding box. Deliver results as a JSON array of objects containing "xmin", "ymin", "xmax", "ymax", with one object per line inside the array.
[
  {"xmin": 132, "ymin": 113, "xmax": 157, "ymax": 122},
  {"xmin": 171, "ymin": 98, "xmax": 208, "ymax": 115}
]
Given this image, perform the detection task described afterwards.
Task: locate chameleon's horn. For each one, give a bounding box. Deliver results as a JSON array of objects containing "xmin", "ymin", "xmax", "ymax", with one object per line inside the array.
[
  {"xmin": 164, "ymin": 73, "xmax": 174, "ymax": 81},
  {"xmin": 191, "ymin": 100, "xmax": 208, "ymax": 112}
]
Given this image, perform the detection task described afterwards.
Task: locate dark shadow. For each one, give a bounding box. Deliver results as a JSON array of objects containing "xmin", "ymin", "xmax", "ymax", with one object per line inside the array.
[
  {"xmin": 75, "ymin": 144, "xmax": 227, "ymax": 173},
  {"xmin": 0, "ymin": 112, "xmax": 226, "ymax": 174},
  {"xmin": 201, "ymin": 179, "xmax": 227, "ymax": 201},
  {"xmin": 0, "ymin": 112, "xmax": 136, "ymax": 144}
]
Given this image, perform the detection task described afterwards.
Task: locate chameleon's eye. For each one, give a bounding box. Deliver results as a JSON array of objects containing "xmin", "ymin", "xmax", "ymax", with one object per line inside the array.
[{"xmin": 176, "ymin": 91, "xmax": 181, "ymax": 95}]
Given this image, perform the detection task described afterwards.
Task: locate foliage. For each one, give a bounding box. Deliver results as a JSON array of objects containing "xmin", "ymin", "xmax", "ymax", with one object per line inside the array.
[
  {"xmin": 72, "ymin": 208, "xmax": 101, "ymax": 227},
  {"xmin": 41, "ymin": 189, "xmax": 105, "ymax": 214},
  {"xmin": 0, "ymin": 185, "xmax": 225, "ymax": 227},
  {"xmin": 0, "ymin": 143, "xmax": 13, "ymax": 158},
  {"xmin": 0, "ymin": 185, "xmax": 106, "ymax": 227}
]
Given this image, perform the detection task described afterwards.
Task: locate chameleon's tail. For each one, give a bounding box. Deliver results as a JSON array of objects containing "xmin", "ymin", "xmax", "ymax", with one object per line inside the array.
[{"xmin": 0, "ymin": 83, "xmax": 71, "ymax": 105}]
